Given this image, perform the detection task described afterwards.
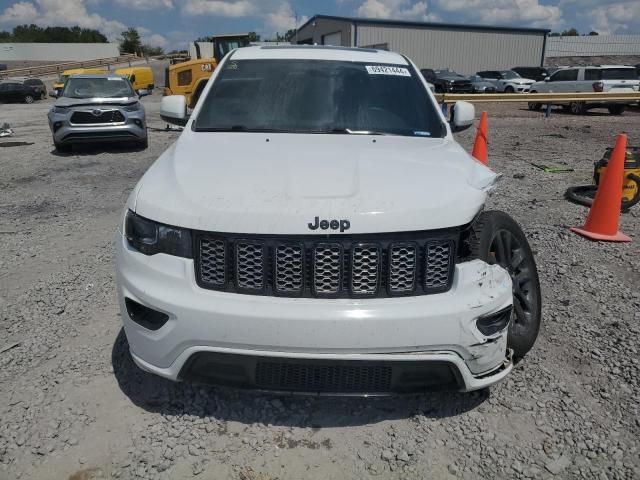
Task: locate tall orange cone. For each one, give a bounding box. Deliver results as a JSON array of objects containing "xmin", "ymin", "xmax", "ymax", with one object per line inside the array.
[
  {"xmin": 472, "ymin": 111, "xmax": 488, "ymax": 165},
  {"xmin": 570, "ymin": 134, "xmax": 631, "ymax": 242}
]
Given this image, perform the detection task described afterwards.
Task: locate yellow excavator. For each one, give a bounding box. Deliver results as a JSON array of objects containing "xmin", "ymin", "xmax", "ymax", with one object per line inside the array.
[{"xmin": 164, "ymin": 34, "xmax": 250, "ymax": 108}]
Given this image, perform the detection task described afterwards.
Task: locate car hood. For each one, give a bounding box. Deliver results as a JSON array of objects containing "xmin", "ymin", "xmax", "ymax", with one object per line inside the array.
[
  {"xmin": 438, "ymin": 74, "xmax": 468, "ymax": 81},
  {"xmin": 508, "ymin": 78, "xmax": 534, "ymax": 85},
  {"xmin": 133, "ymin": 132, "xmax": 497, "ymax": 234},
  {"xmin": 54, "ymin": 96, "xmax": 138, "ymax": 107}
]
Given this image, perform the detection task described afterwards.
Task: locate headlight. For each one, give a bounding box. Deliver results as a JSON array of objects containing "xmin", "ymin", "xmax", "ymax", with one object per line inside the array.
[
  {"xmin": 124, "ymin": 102, "xmax": 141, "ymax": 112},
  {"xmin": 125, "ymin": 210, "xmax": 192, "ymax": 258},
  {"xmin": 51, "ymin": 106, "xmax": 69, "ymax": 114}
]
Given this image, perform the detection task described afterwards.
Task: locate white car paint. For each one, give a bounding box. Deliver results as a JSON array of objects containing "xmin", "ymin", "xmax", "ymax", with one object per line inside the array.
[
  {"xmin": 478, "ymin": 70, "xmax": 535, "ymax": 93},
  {"xmin": 529, "ymin": 65, "xmax": 640, "ymax": 112},
  {"xmin": 116, "ymin": 45, "xmax": 514, "ymax": 393}
]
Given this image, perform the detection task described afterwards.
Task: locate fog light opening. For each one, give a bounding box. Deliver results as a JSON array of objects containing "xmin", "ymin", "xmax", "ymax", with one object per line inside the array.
[
  {"xmin": 125, "ymin": 298, "xmax": 169, "ymax": 331},
  {"xmin": 476, "ymin": 305, "xmax": 512, "ymax": 336}
]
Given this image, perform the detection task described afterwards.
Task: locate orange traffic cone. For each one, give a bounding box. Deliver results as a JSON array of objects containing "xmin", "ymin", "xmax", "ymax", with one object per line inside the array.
[
  {"xmin": 472, "ymin": 111, "xmax": 488, "ymax": 165},
  {"xmin": 570, "ymin": 133, "xmax": 631, "ymax": 242}
]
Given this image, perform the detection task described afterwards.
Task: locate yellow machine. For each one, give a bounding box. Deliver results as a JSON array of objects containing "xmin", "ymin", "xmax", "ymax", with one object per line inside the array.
[
  {"xmin": 115, "ymin": 66, "xmax": 155, "ymax": 93},
  {"xmin": 164, "ymin": 34, "xmax": 250, "ymax": 108},
  {"xmin": 594, "ymin": 146, "xmax": 640, "ymax": 204},
  {"xmin": 566, "ymin": 146, "xmax": 640, "ymax": 210},
  {"xmin": 53, "ymin": 68, "xmax": 107, "ymax": 94}
]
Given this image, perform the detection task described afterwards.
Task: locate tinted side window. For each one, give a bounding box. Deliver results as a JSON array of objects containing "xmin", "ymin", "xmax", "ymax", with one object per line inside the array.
[
  {"xmin": 601, "ymin": 68, "xmax": 637, "ymax": 80},
  {"xmin": 421, "ymin": 69, "xmax": 435, "ymax": 80},
  {"xmin": 585, "ymin": 69, "xmax": 600, "ymax": 81},
  {"xmin": 551, "ymin": 69, "xmax": 578, "ymax": 81}
]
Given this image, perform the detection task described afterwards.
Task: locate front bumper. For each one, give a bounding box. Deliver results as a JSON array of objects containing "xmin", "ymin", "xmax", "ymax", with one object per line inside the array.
[
  {"xmin": 48, "ymin": 109, "xmax": 147, "ymax": 144},
  {"xmin": 116, "ymin": 233, "xmax": 514, "ymax": 394}
]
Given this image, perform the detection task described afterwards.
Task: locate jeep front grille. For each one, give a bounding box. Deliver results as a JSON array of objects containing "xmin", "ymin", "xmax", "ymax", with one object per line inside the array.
[{"xmin": 195, "ymin": 231, "xmax": 455, "ymax": 298}]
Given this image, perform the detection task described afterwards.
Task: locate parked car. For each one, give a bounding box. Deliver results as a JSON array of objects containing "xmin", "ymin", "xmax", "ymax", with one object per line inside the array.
[
  {"xmin": 468, "ymin": 75, "xmax": 497, "ymax": 93},
  {"xmin": 476, "ymin": 70, "xmax": 535, "ymax": 93},
  {"xmin": 116, "ymin": 45, "xmax": 542, "ymax": 395},
  {"xmin": 528, "ymin": 65, "xmax": 640, "ymax": 114},
  {"xmin": 512, "ymin": 66, "xmax": 550, "ymax": 82},
  {"xmin": 22, "ymin": 77, "xmax": 47, "ymax": 99},
  {"xmin": 420, "ymin": 68, "xmax": 473, "ymax": 93},
  {"xmin": 115, "ymin": 66, "xmax": 155, "ymax": 94},
  {"xmin": 47, "ymin": 74, "xmax": 148, "ymax": 152},
  {"xmin": 0, "ymin": 78, "xmax": 44, "ymax": 103},
  {"xmin": 0, "ymin": 64, "xmax": 7, "ymax": 72}
]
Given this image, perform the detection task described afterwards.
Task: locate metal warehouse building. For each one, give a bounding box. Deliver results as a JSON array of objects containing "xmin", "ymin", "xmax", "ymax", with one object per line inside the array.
[{"xmin": 295, "ymin": 15, "xmax": 549, "ymax": 75}]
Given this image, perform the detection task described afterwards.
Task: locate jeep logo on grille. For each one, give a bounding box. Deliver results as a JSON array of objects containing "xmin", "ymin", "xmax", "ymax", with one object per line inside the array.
[{"xmin": 308, "ymin": 217, "xmax": 350, "ymax": 232}]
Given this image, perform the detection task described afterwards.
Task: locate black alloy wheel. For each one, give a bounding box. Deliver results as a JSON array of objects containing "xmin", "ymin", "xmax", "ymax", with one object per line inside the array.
[{"xmin": 468, "ymin": 211, "xmax": 542, "ymax": 358}]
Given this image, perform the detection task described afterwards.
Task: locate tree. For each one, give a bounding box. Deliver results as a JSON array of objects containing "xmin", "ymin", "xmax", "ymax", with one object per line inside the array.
[
  {"xmin": 0, "ymin": 24, "xmax": 107, "ymax": 42},
  {"xmin": 284, "ymin": 29, "xmax": 297, "ymax": 42},
  {"xmin": 142, "ymin": 45, "xmax": 164, "ymax": 56},
  {"xmin": 588, "ymin": 31, "xmax": 599, "ymax": 36},
  {"xmin": 119, "ymin": 27, "xmax": 142, "ymax": 54},
  {"xmin": 247, "ymin": 31, "xmax": 260, "ymax": 42},
  {"xmin": 561, "ymin": 27, "xmax": 579, "ymax": 36}
]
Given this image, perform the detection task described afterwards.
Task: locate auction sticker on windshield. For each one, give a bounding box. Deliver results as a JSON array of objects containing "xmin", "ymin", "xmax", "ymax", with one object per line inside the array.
[{"xmin": 365, "ymin": 65, "xmax": 411, "ymax": 77}]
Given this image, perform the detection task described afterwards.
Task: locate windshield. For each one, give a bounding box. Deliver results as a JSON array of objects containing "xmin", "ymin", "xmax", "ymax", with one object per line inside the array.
[
  {"xmin": 62, "ymin": 77, "xmax": 135, "ymax": 99},
  {"xmin": 601, "ymin": 68, "xmax": 637, "ymax": 80},
  {"xmin": 195, "ymin": 59, "xmax": 445, "ymax": 137},
  {"xmin": 501, "ymin": 71, "xmax": 521, "ymax": 79}
]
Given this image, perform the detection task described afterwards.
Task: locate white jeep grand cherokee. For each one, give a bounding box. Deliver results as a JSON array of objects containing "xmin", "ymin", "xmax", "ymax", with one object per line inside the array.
[{"xmin": 116, "ymin": 46, "xmax": 541, "ymax": 395}]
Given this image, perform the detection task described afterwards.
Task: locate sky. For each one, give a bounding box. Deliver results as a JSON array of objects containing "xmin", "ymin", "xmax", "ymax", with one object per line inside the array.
[{"xmin": 0, "ymin": 0, "xmax": 639, "ymax": 51}]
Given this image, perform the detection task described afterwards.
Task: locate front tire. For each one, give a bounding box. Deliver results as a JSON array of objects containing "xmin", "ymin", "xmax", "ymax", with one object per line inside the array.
[
  {"xmin": 570, "ymin": 101, "xmax": 585, "ymax": 115},
  {"xmin": 24, "ymin": 95, "xmax": 34, "ymax": 104},
  {"xmin": 468, "ymin": 211, "xmax": 542, "ymax": 358},
  {"xmin": 504, "ymin": 86, "xmax": 515, "ymax": 93},
  {"xmin": 608, "ymin": 105, "xmax": 625, "ymax": 115}
]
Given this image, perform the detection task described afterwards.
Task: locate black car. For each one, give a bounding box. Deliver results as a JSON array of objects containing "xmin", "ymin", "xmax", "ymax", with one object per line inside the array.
[
  {"xmin": 512, "ymin": 66, "xmax": 550, "ymax": 82},
  {"xmin": 420, "ymin": 68, "xmax": 473, "ymax": 93},
  {"xmin": 0, "ymin": 79, "xmax": 44, "ymax": 103}
]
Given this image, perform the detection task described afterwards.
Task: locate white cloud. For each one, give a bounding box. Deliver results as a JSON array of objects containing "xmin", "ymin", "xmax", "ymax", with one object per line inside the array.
[
  {"xmin": 136, "ymin": 25, "xmax": 168, "ymax": 47},
  {"xmin": 115, "ymin": 0, "xmax": 173, "ymax": 10},
  {"xmin": 433, "ymin": 0, "xmax": 563, "ymax": 28},
  {"xmin": 0, "ymin": 0, "xmax": 173, "ymax": 46},
  {"xmin": 0, "ymin": 1, "xmax": 38, "ymax": 23},
  {"xmin": 0, "ymin": 0, "xmax": 127, "ymax": 39},
  {"xmin": 584, "ymin": 1, "xmax": 640, "ymax": 34},
  {"xmin": 263, "ymin": 2, "xmax": 308, "ymax": 32},
  {"xmin": 182, "ymin": 0, "xmax": 256, "ymax": 17},
  {"xmin": 181, "ymin": 0, "xmax": 308, "ymax": 35},
  {"xmin": 356, "ymin": 0, "xmax": 438, "ymax": 21}
]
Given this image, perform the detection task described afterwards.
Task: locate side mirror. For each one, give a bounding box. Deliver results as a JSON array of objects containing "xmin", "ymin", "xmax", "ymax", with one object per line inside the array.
[
  {"xmin": 450, "ymin": 101, "xmax": 475, "ymax": 133},
  {"xmin": 544, "ymin": 77, "xmax": 551, "ymax": 82},
  {"xmin": 49, "ymin": 90, "xmax": 58, "ymax": 98},
  {"xmin": 160, "ymin": 95, "xmax": 189, "ymax": 126},
  {"xmin": 137, "ymin": 89, "xmax": 149, "ymax": 98}
]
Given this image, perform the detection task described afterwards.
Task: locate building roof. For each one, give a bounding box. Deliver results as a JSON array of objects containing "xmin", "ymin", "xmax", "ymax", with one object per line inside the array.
[{"xmin": 298, "ymin": 14, "xmax": 550, "ymax": 35}]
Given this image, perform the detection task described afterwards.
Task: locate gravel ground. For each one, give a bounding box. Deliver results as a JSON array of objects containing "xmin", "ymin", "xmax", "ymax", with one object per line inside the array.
[{"xmin": 0, "ymin": 93, "xmax": 639, "ymax": 480}]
